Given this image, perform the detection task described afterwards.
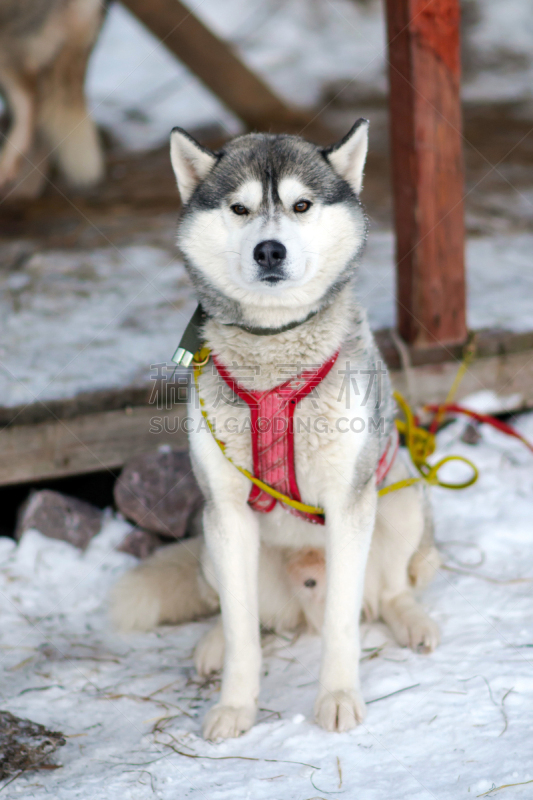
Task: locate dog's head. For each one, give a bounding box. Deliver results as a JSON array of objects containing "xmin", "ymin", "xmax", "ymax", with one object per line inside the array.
[{"xmin": 170, "ymin": 121, "xmax": 369, "ymax": 324}]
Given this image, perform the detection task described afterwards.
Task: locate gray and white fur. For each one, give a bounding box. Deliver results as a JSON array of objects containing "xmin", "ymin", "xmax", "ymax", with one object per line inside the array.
[{"xmin": 111, "ymin": 121, "xmax": 441, "ymax": 740}]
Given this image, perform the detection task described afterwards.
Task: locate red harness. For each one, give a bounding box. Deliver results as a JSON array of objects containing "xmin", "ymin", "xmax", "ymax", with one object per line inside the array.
[{"xmin": 212, "ymin": 352, "xmax": 398, "ymax": 525}]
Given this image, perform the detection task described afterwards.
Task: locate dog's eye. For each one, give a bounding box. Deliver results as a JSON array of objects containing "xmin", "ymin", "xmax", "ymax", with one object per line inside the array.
[
  {"xmin": 304, "ymin": 578, "xmax": 317, "ymax": 588},
  {"xmin": 293, "ymin": 200, "xmax": 311, "ymax": 213},
  {"xmin": 231, "ymin": 203, "xmax": 248, "ymax": 216}
]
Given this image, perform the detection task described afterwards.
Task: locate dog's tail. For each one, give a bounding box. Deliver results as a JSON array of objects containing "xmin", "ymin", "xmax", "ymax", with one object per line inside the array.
[{"xmin": 110, "ymin": 537, "xmax": 219, "ymax": 632}]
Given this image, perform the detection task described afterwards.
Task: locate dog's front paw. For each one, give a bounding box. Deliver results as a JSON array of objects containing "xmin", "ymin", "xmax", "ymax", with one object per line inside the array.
[
  {"xmin": 314, "ymin": 689, "xmax": 366, "ymax": 732},
  {"xmin": 203, "ymin": 703, "xmax": 257, "ymax": 741},
  {"xmin": 194, "ymin": 623, "xmax": 225, "ymax": 676}
]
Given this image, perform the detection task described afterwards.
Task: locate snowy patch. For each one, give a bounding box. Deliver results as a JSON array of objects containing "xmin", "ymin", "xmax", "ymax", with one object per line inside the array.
[
  {"xmin": 0, "ymin": 245, "xmax": 197, "ymax": 409},
  {"xmin": 356, "ymin": 231, "xmax": 533, "ymax": 332},
  {"xmin": 1, "ymin": 414, "xmax": 532, "ymax": 797}
]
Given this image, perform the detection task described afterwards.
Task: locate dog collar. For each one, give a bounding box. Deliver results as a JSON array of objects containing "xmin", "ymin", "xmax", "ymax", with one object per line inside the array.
[
  {"xmin": 171, "ymin": 304, "xmax": 320, "ymax": 367},
  {"xmin": 223, "ymin": 308, "xmax": 320, "ymax": 336}
]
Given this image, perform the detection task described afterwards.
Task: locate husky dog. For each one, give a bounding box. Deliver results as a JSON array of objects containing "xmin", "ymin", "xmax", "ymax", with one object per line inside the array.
[
  {"xmin": 0, "ymin": 0, "xmax": 105, "ymax": 196},
  {"xmin": 112, "ymin": 120, "xmax": 440, "ymax": 740}
]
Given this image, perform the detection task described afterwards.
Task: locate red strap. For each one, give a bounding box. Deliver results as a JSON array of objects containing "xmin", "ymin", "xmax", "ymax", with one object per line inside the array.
[
  {"xmin": 376, "ymin": 426, "xmax": 399, "ymax": 485},
  {"xmin": 212, "ymin": 352, "xmax": 339, "ymax": 524},
  {"xmin": 425, "ymin": 403, "xmax": 533, "ymax": 453}
]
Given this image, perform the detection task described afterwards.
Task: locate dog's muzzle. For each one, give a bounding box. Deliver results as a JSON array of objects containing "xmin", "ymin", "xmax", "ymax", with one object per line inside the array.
[{"xmin": 253, "ymin": 239, "xmax": 287, "ymax": 284}]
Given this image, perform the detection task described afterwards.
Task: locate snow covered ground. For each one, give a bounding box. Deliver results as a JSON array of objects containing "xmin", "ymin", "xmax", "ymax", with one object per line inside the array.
[
  {"xmin": 0, "ymin": 244, "xmax": 197, "ymax": 409},
  {"xmin": 0, "ymin": 408, "xmax": 532, "ymax": 798}
]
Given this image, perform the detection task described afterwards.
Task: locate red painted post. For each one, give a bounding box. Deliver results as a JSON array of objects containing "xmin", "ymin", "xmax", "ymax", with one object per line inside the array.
[{"xmin": 385, "ymin": 0, "xmax": 467, "ymax": 348}]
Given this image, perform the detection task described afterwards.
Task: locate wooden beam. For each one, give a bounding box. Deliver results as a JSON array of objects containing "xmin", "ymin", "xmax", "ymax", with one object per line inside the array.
[
  {"xmin": 385, "ymin": 0, "xmax": 467, "ymax": 348},
  {"xmin": 121, "ymin": 0, "xmax": 331, "ymax": 142},
  {"xmin": 390, "ymin": 348, "xmax": 533, "ymax": 411},
  {"xmin": 0, "ymin": 406, "xmax": 188, "ymax": 487}
]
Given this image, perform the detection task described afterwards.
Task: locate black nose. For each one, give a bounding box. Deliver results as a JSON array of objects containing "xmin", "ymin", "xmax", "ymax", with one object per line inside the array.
[{"xmin": 253, "ymin": 240, "xmax": 287, "ymax": 281}]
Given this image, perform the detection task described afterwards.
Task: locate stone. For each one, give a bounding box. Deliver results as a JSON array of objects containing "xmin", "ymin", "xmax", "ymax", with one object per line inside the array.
[
  {"xmin": 114, "ymin": 449, "xmax": 203, "ymax": 538},
  {"xmin": 461, "ymin": 422, "xmax": 482, "ymax": 445},
  {"xmin": 116, "ymin": 528, "xmax": 163, "ymax": 559},
  {"xmin": 16, "ymin": 490, "xmax": 102, "ymax": 549}
]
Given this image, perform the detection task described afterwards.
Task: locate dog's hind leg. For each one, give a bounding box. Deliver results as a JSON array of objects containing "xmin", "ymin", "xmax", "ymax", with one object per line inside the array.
[
  {"xmin": 0, "ymin": 69, "xmax": 36, "ymax": 190},
  {"xmin": 365, "ymin": 469, "xmax": 440, "ymax": 654},
  {"xmin": 407, "ymin": 502, "xmax": 441, "ymax": 590},
  {"xmin": 195, "ymin": 616, "xmax": 225, "ymax": 676}
]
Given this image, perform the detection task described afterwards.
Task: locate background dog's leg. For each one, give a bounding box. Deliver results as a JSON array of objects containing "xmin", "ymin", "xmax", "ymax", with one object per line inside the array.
[
  {"xmin": 314, "ymin": 481, "xmax": 377, "ymax": 732},
  {"xmin": 201, "ymin": 503, "xmax": 261, "ymax": 740},
  {"xmin": 0, "ymin": 69, "xmax": 36, "ymax": 190},
  {"xmin": 37, "ymin": 26, "xmax": 104, "ymax": 188}
]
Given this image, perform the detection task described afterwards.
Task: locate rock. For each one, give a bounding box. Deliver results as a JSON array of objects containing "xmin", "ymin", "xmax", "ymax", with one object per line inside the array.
[
  {"xmin": 116, "ymin": 528, "xmax": 163, "ymax": 559},
  {"xmin": 461, "ymin": 422, "xmax": 482, "ymax": 445},
  {"xmin": 16, "ymin": 490, "xmax": 102, "ymax": 549},
  {"xmin": 114, "ymin": 450, "xmax": 203, "ymax": 538}
]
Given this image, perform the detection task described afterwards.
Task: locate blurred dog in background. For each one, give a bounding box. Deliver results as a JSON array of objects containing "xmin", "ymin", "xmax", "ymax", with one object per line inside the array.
[{"xmin": 0, "ymin": 0, "xmax": 105, "ymax": 198}]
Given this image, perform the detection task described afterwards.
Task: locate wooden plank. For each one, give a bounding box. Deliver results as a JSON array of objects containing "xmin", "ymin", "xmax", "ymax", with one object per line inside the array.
[
  {"xmin": 374, "ymin": 328, "xmax": 533, "ymax": 370},
  {"xmin": 122, "ymin": 0, "xmax": 331, "ymax": 142},
  {"xmin": 389, "ymin": 349, "xmax": 533, "ymax": 410},
  {"xmin": 385, "ymin": 0, "xmax": 467, "ymax": 348},
  {"xmin": 0, "ymin": 406, "xmax": 188, "ymax": 486}
]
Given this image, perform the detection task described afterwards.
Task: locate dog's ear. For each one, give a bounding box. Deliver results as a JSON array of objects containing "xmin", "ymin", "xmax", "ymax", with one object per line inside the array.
[
  {"xmin": 323, "ymin": 118, "xmax": 369, "ymax": 194},
  {"xmin": 170, "ymin": 128, "xmax": 217, "ymax": 203}
]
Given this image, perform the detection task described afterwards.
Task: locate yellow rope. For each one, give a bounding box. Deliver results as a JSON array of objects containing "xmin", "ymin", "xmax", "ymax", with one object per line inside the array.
[
  {"xmin": 191, "ymin": 345, "xmax": 478, "ymax": 514},
  {"xmin": 378, "ymin": 391, "xmax": 478, "ymax": 497},
  {"xmin": 379, "ymin": 335, "xmax": 479, "ymax": 496},
  {"xmin": 431, "ymin": 333, "xmax": 477, "ymax": 434}
]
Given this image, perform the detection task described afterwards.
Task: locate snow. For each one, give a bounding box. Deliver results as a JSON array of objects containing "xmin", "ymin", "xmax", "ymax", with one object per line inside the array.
[
  {"xmin": 461, "ymin": 0, "xmax": 533, "ymax": 104},
  {"xmin": 0, "ymin": 245, "xmax": 197, "ymax": 409},
  {"xmin": 360, "ymin": 231, "xmax": 533, "ymax": 332},
  {"xmin": 1, "ymin": 411, "xmax": 532, "ymax": 798},
  {"xmin": 86, "ymin": 4, "xmax": 241, "ymax": 152}
]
